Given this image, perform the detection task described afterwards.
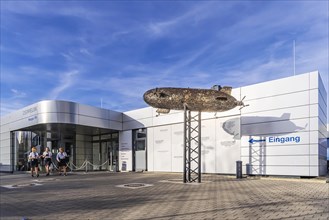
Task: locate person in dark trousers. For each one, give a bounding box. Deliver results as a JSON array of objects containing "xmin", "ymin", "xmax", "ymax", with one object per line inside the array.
[
  {"xmin": 28, "ymin": 147, "xmax": 39, "ymax": 177},
  {"xmin": 42, "ymin": 147, "xmax": 52, "ymax": 176},
  {"xmin": 56, "ymin": 147, "xmax": 68, "ymax": 176}
]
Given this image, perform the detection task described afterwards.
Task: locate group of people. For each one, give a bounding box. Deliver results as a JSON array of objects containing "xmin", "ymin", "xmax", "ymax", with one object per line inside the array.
[{"xmin": 28, "ymin": 147, "xmax": 68, "ymax": 177}]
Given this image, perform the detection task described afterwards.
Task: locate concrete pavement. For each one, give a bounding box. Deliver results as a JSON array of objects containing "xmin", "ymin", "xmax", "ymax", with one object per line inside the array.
[{"xmin": 0, "ymin": 172, "xmax": 328, "ymax": 220}]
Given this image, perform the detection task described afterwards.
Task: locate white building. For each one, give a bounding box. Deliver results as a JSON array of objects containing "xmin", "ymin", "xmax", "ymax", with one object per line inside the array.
[{"xmin": 1, "ymin": 71, "xmax": 328, "ymax": 176}]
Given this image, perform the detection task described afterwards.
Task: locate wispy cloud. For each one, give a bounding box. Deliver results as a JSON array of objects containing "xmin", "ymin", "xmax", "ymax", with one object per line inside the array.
[
  {"xmin": 146, "ymin": 2, "xmax": 235, "ymax": 37},
  {"xmin": 0, "ymin": 1, "xmax": 328, "ymax": 117},
  {"xmin": 49, "ymin": 70, "xmax": 79, "ymax": 99},
  {"xmin": 10, "ymin": 89, "xmax": 26, "ymax": 98}
]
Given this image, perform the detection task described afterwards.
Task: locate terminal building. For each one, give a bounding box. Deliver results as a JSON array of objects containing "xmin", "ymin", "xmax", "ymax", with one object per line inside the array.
[{"xmin": 1, "ymin": 71, "xmax": 328, "ymax": 176}]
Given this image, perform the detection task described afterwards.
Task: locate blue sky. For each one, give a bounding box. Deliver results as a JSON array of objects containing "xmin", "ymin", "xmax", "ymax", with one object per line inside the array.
[{"xmin": 1, "ymin": 1, "xmax": 328, "ymax": 116}]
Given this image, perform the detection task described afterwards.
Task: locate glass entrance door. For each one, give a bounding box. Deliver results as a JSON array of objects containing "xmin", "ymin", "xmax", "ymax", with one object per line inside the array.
[
  {"xmin": 133, "ymin": 129, "xmax": 147, "ymax": 171},
  {"xmin": 108, "ymin": 138, "xmax": 119, "ymax": 171},
  {"xmin": 91, "ymin": 132, "xmax": 119, "ymax": 171},
  {"xmin": 100, "ymin": 142, "xmax": 108, "ymax": 170}
]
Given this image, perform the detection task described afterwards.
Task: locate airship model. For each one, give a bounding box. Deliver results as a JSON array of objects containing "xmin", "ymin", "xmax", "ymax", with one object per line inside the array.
[{"xmin": 143, "ymin": 85, "xmax": 246, "ymax": 114}]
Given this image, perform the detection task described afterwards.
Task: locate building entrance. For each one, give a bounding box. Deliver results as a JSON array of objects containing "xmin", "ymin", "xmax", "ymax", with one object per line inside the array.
[
  {"xmin": 91, "ymin": 133, "xmax": 119, "ymax": 171},
  {"xmin": 133, "ymin": 129, "xmax": 147, "ymax": 171},
  {"xmin": 12, "ymin": 124, "xmax": 119, "ymax": 172}
]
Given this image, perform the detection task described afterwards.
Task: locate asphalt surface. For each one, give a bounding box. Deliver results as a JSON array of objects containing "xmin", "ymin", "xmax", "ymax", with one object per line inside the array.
[{"xmin": 0, "ymin": 171, "xmax": 328, "ymax": 220}]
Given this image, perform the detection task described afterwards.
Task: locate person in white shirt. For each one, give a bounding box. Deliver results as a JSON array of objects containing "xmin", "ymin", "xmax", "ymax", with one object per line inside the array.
[
  {"xmin": 28, "ymin": 147, "xmax": 39, "ymax": 177},
  {"xmin": 56, "ymin": 147, "xmax": 68, "ymax": 176},
  {"xmin": 42, "ymin": 147, "xmax": 52, "ymax": 176}
]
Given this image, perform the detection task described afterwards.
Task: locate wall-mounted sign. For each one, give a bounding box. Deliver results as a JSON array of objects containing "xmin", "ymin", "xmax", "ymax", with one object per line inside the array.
[
  {"xmin": 23, "ymin": 106, "xmax": 38, "ymax": 115},
  {"xmin": 249, "ymin": 136, "xmax": 301, "ymax": 144},
  {"xmin": 28, "ymin": 115, "xmax": 38, "ymax": 122}
]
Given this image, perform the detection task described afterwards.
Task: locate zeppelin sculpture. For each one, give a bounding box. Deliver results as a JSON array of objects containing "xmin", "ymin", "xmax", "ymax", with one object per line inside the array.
[{"xmin": 143, "ymin": 85, "xmax": 245, "ymax": 183}]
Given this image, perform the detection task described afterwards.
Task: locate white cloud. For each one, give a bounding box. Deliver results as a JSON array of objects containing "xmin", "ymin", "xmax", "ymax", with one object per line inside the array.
[
  {"xmin": 146, "ymin": 2, "xmax": 232, "ymax": 37},
  {"xmin": 10, "ymin": 89, "xmax": 26, "ymax": 98},
  {"xmin": 49, "ymin": 70, "xmax": 79, "ymax": 99}
]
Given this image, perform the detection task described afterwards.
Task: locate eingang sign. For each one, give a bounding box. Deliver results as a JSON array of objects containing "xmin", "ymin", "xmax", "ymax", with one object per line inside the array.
[{"xmin": 249, "ymin": 136, "xmax": 301, "ymax": 144}]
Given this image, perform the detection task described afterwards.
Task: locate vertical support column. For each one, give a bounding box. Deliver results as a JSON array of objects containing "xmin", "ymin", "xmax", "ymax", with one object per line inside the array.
[
  {"xmin": 183, "ymin": 106, "xmax": 202, "ymax": 183},
  {"xmin": 198, "ymin": 111, "xmax": 201, "ymax": 183},
  {"xmin": 188, "ymin": 110, "xmax": 191, "ymax": 182}
]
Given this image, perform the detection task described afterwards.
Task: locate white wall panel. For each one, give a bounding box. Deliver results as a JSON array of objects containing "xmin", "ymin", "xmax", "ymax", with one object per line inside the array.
[
  {"xmin": 310, "ymin": 105, "xmax": 318, "ymax": 118},
  {"xmin": 153, "ymin": 112, "xmax": 183, "ymax": 127},
  {"xmin": 153, "ymin": 126, "xmax": 172, "ymax": 172},
  {"xmin": 309, "ymin": 144, "xmax": 318, "ymax": 155},
  {"xmin": 9, "ymin": 117, "xmax": 39, "ymax": 131},
  {"xmin": 241, "ymin": 118, "xmax": 309, "ymax": 136},
  {"xmin": 309, "ymin": 71, "xmax": 319, "ymax": 90},
  {"xmin": 241, "ymin": 73, "xmax": 309, "ymax": 100},
  {"xmin": 0, "ymin": 146, "xmax": 11, "ymax": 155},
  {"xmin": 309, "ymin": 166, "xmax": 319, "ymax": 176},
  {"xmin": 201, "ymin": 112, "xmax": 241, "ymax": 121},
  {"xmin": 309, "ymin": 89, "xmax": 318, "ymax": 105},
  {"xmin": 0, "ymin": 132, "xmax": 10, "ymax": 140},
  {"xmin": 216, "ymin": 117, "xmax": 241, "ymax": 174},
  {"xmin": 241, "ymin": 106, "xmax": 310, "ymax": 125},
  {"xmin": 123, "ymin": 107, "xmax": 153, "ymax": 122},
  {"xmin": 147, "ymin": 128, "xmax": 154, "ymax": 171},
  {"xmin": 309, "ymin": 117, "xmax": 318, "ymax": 131},
  {"xmin": 310, "ymin": 155, "xmax": 319, "ymax": 166},
  {"xmin": 171, "ymin": 124, "xmax": 184, "ymax": 172},
  {"xmin": 241, "ymin": 91, "xmax": 310, "ymax": 114},
  {"xmin": 0, "ymin": 154, "xmax": 11, "ymax": 164},
  {"xmin": 241, "ymin": 155, "xmax": 309, "ymax": 166},
  {"xmin": 0, "ymin": 115, "xmax": 12, "ymax": 125},
  {"xmin": 0, "ymin": 139, "xmax": 10, "ymax": 149},
  {"xmin": 241, "ymin": 144, "xmax": 310, "ymax": 156},
  {"xmin": 0, "ymin": 125, "xmax": 10, "ymax": 133},
  {"xmin": 200, "ymin": 119, "xmax": 216, "ymax": 173},
  {"xmin": 309, "ymin": 131, "xmax": 318, "ymax": 144}
]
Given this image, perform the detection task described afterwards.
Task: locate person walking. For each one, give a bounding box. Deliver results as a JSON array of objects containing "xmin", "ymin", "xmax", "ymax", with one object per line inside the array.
[
  {"xmin": 42, "ymin": 147, "xmax": 52, "ymax": 176},
  {"xmin": 28, "ymin": 147, "xmax": 39, "ymax": 177},
  {"xmin": 56, "ymin": 147, "xmax": 68, "ymax": 176}
]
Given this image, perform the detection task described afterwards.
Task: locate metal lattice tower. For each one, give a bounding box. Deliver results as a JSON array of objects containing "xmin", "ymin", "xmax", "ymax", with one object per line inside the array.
[
  {"xmin": 183, "ymin": 105, "xmax": 201, "ymax": 183},
  {"xmin": 248, "ymin": 136, "xmax": 266, "ymax": 175}
]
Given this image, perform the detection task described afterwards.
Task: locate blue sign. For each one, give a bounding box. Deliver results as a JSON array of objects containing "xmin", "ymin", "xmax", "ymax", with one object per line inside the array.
[
  {"xmin": 248, "ymin": 138, "xmax": 266, "ymax": 144},
  {"xmin": 249, "ymin": 136, "xmax": 301, "ymax": 144}
]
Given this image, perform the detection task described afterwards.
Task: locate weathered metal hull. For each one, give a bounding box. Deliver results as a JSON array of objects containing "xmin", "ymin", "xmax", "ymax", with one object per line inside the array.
[{"xmin": 143, "ymin": 87, "xmax": 241, "ymax": 112}]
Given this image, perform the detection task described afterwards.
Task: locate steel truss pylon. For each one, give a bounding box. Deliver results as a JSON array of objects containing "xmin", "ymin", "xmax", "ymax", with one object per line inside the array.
[{"xmin": 183, "ymin": 104, "xmax": 201, "ymax": 183}]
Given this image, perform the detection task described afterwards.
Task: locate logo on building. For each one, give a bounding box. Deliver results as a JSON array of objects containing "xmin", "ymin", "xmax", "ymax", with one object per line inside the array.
[
  {"xmin": 28, "ymin": 115, "xmax": 38, "ymax": 121},
  {"xmin": 23, "ymin": 106, "xmax": 38, "ymax": 115}
]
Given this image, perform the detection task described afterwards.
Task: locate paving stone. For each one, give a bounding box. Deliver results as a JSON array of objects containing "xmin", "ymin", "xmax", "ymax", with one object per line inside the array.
[{"xmin": 0, "ymin": 172, "xmax": 328, "ymax": 219}]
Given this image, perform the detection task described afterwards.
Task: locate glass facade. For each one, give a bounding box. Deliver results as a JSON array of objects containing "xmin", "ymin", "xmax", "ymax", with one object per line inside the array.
[
  {"xmin": 91, "ymin": 133, "xmax": 119, "ymax": 171},
  {"xmin": 13, "ymin": 129, "xmax": 119, "ymax": 172}
]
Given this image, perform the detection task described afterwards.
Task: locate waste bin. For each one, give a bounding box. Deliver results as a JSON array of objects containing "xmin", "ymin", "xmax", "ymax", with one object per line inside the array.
[
  {"xmin": 122, "ymin": 161, "xmax": 127, "ymax": 171},
  {"xmin": 236, "ymin": 160, "xmax": 242, "ymax": 179}
]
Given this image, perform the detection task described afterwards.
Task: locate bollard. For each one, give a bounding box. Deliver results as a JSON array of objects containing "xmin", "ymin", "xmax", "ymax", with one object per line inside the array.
[{"xmin": 236, "ymin": 160, "xmax": 242, "ymax": 179}]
